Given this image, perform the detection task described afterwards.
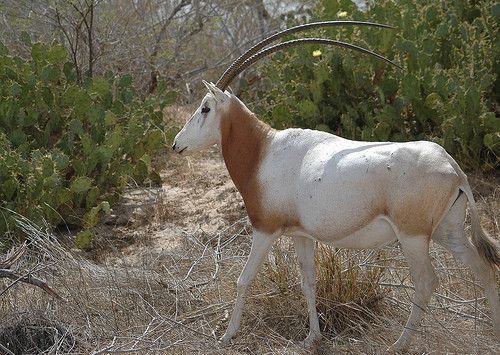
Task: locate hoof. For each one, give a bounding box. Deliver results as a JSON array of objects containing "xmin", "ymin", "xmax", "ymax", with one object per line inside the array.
[
  {"xmin": 300, "ymin": 332, "xmax": 321, "ymax": 349},
  {"xmin": 219, "ymin": 333, "xmax": 233, "ymax": 347},
  {"xmin": 387, "ymin": 339, "xmax": 408, "ymax": 354}
]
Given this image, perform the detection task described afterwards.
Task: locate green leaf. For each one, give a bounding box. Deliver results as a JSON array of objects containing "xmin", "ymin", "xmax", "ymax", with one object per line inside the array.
[
  {"xmin": 2, "ymin": 178, "xmax": 19, "ymax": 200},
  {"xmin": 57, "ymin": 188, "xmax": 72, "ymax": 206},
  {"xmin": 425, "ymin": 93, "xmax": 442, "ymax": 110},
  {"xmin": 75, "ymin": 230, "xmax": 93, "ymax": 250},
  {"xmin": 481, "ymin": 112, "xmax": 500, "ymax": 131},
  {"xmin": 63, "ymin": 62, "xmax": 77, "ymax": 81},
  {"xmin": 435, "ymin": 22, "xmax": 449, "ymax": 39},
  {"xmin": 0, "ymin": 40, "xmax": 9, "ymax": 55},
  {"xmin": 106, "ymin": 129, "xmax": 122, "ymax": 152},
  {"xmin": 310, "ymin": 80, "xmax": 323, "ymax": 104},
  {"xmin": 483, "ymin": 133, "xmax": 500, "ymax": 154},
  {"xmin": 465, "ymin": 88, "xmax": 480, "ymax": 116},
  {"xmin": 297, "ymin": 99, "xmax": 319, "ymax": 120},
  {"xmin": 146, "ymin": 129, "xmax": 164, "ymax": 151},
  {"xmin": 314, "ymin": 62, "xmax": 330, "ymax": 83},
  {"xmin": 162, "ymin": 90, "xmax": 177, "ymax": 105},
  {"xmin": 72, "ymin": 159, "xmax": 86, "ymax": 176},
  {"xmin": 271, "ymin": 104, "xmax": 289, "ymax": 127},
  {"xmin": 91, "ymin": 78, "xmax": 111, "ymax": 98},
  {"xmin": 63, "ymin": 86, "xmax": 92, "ymax": 116},
  {"xmin": 47, "ymin": 44, "xmax": 67, "ymax": 65},
  {"xmin": 134, "ymin": 159, "xmax": 148, "ymax": 184},
  {"xmin": 69, "ymin": 119, "xmax": 84, "ymax": 135},
  {"xmin": 9, "ymin": 129, "xmax": 26, "ymax": 147},
  {"xmin": 84, "ymin": 201, "xmax": 111, "ymax": 229},
  {"xmin": 41, "ymin": 157, "xmax": 54, "ymax": 177},
  {"xmin": 100, "ymin": 201, "xmax": 111, "ymax": 215},
  {"xmin": 373, "ymin": 122, "xmax": 391, "ymax": 141},
  {"xmin": 87, "ymin": 106, "xmax": 104, "ymax": 124},
  {"xmin": 31, "ymin": 43, "xmax": 47, "ymax": 63},
  {"xmin": 315, "ymin": 124, "xmax": 331, "ymax": 133},
  {"xmin": 380, "ymin": 78, "xmax": 398, "ymax": 98},
  {"xmin": 118, "ymin": 74, "xmax": 133, "ymax": 88},
  {"xmin": 165, "ymin": 127, "xmax": 179, "ymax": 144},
  {"xmin": 70, "ymin": 176, "xmax": 92, "ymax": 194},
  {"xmin": 9, "ymin": 83, "xmax": 22, "ymax": 97},
  {"xmin": 492, "ymin": 3, "xmax": 500, "ymax": 18},
  {"xmin": 20, "ymin": 31, "xmax": 31, "ymax": 46},
  {"xmin": 86, "ymin": 186, "xmax": 100, "ymax": 209},
  {"xmin": 52, "ymin": 151, "xmax": 70, "ymax": 171},
  {"xmin": 104, "ymin": 110, "xmax": 117, "ymax": 126},
  {"xmin": 401, "ymin": 73, "xmax": 420, "ymax": 100}
]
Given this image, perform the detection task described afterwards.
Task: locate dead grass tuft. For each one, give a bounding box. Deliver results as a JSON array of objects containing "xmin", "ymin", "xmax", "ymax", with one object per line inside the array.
[
  {"xmin": 0, "ymin": 314, "xmax": 77, "ymax": 354},
  {"xmin": 315, "ymin": 246, "xmax": 384, "ymax": 335},
  {"xmin": 257, "ymin": 240, "xmax": 385, "ymax": 339}
]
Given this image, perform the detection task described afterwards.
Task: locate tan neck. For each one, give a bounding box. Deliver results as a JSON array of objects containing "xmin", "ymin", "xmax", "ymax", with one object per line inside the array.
[{"xmin": 220, "ymin": 97, "xmax": 274, "ymax": 201}]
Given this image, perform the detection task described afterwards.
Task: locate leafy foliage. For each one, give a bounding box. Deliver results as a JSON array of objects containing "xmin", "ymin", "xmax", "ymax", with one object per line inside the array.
[
  {"xmin": 0, "ymin": 40, "xmax": 176, "ymax": 247},
  {"xmin": 244, "ymin": 0, "xmax": 499, "ymax": 170}
]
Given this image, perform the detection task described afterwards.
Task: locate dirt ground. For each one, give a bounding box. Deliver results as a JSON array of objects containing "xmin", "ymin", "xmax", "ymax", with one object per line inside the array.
[{"xmin": 0, "ymin": 105, "xmax": 499, "ymax": 354}]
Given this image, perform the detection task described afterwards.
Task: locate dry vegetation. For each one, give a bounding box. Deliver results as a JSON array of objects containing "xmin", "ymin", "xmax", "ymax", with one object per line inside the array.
[{"xmin": 0, "ymin": 107, "xmax": 499, "ymax": 354}]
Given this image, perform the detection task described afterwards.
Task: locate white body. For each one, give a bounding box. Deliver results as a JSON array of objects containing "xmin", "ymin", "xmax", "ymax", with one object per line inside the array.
[
  {"xmin": 259, "ymin": 129, "xmax": 456, "ymax": 247},
  {"xmin": 173, "ymin": 82, "xmax": 500, "ymax": 351}
]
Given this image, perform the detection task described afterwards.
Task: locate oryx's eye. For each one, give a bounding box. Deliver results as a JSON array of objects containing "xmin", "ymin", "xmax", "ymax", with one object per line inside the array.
[{"xmin": 201, "ymin": 106, "xmax": 210, "ymax": 114}]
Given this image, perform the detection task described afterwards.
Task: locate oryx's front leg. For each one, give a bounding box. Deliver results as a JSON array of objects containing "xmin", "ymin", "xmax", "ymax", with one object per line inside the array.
[
  {"xmin": 220, "ymin": 230, "xmax": 277, "ymax": 344},
  {"xmin": 293, "ymin": 236, "xmax": 321, "ymax": 347}
]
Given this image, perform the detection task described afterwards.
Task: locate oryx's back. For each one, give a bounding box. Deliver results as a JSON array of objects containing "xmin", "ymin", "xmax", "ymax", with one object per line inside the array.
[{"xmin": 258, "ymin": 129, "xmax": 462, "ymax": 240}]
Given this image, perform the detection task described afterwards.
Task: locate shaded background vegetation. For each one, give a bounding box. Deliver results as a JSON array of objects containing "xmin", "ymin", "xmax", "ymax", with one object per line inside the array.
[
  {"xmin": 0, "ymin": 0, "xmax": 498, "ymax": 242},
  {"xmin": 244, "ymin": 0, "xmax": 499, "ymax": 171}
]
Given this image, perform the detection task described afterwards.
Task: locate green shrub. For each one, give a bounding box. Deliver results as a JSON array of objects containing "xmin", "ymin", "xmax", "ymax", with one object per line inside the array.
[
  {"xmin": 0, "ymin": 40, "xmax": 177, "ymax": 248},
  {"xmin": 244, "ymin": 0, "xmax": 499, "ymax": 170}
]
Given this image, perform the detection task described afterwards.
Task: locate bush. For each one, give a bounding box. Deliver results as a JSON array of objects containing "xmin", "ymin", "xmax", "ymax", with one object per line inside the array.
[
  {"xmin": 244, "ymin": 0, "xmax": 499, "ymax": 171},
  {"xmin": 0, "ymin": 40, "xmax": 177, "ymax": 248}
]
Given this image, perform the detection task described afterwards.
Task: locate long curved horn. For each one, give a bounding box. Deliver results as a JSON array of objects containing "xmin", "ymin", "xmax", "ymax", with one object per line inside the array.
[
  {"xmin": 215, "ymin": 20, "xmax": 394, "ymax": 90},
  {"xmin": 218, "ymin": 38, "xmax": 401, "ymax": 90}
]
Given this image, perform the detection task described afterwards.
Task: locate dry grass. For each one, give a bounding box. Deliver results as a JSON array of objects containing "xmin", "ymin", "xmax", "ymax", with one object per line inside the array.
[{"xmin": 1, "ymin": 201, "xmax": 498, "ymax": 354}]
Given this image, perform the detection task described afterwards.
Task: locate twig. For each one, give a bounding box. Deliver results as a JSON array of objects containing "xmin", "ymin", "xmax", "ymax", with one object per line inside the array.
[
  {"xmin": 0, "ymin": 268, "xmax": 64, "ymax": 300},
  {"xmin": 0, "ymin": 238, "xmax": 65, "ymax": 300},
  {"xmin": 0, "ymin": 343, "xmax": 15, "ymax": 355}
]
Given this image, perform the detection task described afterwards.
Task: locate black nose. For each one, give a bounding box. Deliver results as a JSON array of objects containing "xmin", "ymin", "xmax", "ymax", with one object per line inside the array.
[{"xmin": 172, "ymin": 143, "xmax": 176, "ymax": 151}]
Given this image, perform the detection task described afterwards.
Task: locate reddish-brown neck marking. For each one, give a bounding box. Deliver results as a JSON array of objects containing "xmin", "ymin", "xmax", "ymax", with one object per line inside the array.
[{"xmin": 220, "ymin": 97, "xmax": 274, "ymax": 231}]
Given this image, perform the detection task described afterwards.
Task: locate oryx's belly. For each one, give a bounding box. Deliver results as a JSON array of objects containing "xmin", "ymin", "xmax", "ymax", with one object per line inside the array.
[{"xmin": 314, "ymin": 216, "xmax": 397, "ymax": 249}]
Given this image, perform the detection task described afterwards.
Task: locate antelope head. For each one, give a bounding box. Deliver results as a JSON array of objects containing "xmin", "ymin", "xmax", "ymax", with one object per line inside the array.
[
  {"xmin": 172, "ymin": 81, "xmax": 230, "ymax": 153},
  {"xmin": 172, "ymin": 21, "xmax": 400, "ymax": 154}
]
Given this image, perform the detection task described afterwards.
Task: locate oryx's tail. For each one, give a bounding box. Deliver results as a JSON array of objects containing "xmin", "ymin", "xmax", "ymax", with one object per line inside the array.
[
  {"xmin": 461, "ymin": 184, "xmax": 500, "ymax": 268},
  {"xmin": 446, "ymin": 155, "xmax": 500, "ymax": 268}
]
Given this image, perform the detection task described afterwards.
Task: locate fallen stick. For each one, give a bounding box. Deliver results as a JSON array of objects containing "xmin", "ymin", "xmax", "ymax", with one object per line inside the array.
[{"xmin": 0, "ymin": 242, "xmax": 64, "ymax": 301}]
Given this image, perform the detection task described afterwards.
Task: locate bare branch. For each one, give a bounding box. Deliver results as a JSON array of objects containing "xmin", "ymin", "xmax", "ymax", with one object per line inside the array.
[
  {"xmin": 0, "ymin": 242, "xmax": 65, "ymax": 301},
  {"xmin": 0, "ymin": 267, "xmax": 65, "ymax": 300}
]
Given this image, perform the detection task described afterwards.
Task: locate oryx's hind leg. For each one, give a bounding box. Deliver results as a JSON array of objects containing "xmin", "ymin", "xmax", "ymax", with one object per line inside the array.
[
  {"xmin": 390, "ymin": 235, "xmax": 438, "ymax": 351},
  {"xmin": 433, "ymin": 192, "xmax": 500, "ymax": 333},
  {"xmin": 293, "ymin": 236, "xmax": 321, "ymax": 347}
]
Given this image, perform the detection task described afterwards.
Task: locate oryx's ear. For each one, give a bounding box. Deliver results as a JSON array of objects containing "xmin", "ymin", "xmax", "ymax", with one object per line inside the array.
[{"xmin": 202, "ymin": 80, "xmax": 229, "ymax": 103}]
